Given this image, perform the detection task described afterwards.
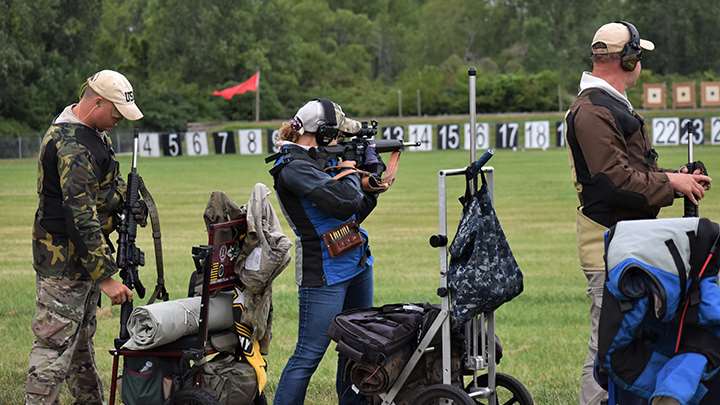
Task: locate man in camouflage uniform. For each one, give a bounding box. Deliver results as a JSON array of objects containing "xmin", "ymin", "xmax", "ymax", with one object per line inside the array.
[{"xmin": 26, "ymin": 70, "xmax": 146, "ymax": 405}]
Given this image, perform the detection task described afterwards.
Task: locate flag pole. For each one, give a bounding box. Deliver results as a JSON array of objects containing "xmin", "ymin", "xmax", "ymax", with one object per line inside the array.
[{"xmin": 255, "ymin": 71, "xmax": 260, "ymax": 122}]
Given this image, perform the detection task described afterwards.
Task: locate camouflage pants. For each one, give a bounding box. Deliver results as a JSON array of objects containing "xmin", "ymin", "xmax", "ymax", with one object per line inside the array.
[{"xmin": 25, "ymin": 274, "xmax": 103, "ymax": 405}]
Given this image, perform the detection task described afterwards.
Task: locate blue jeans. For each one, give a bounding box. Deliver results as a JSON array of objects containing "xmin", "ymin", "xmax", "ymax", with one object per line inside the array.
[{"xmin": 274, "ymin": 268, "xmax": 373, "ymax": 405}]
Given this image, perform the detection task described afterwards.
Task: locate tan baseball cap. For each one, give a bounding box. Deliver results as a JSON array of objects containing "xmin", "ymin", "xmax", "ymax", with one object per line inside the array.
[
  {"xmin": 294, "ymin": 99, "xmax": 361, "ymax": 134},
  {"xmin": 86, "ymin": 70, "xmax": 143, "ymax": 121},
  {"xmin": 591, "ymin": 22, "xmax": 655, "ymax": 55}
]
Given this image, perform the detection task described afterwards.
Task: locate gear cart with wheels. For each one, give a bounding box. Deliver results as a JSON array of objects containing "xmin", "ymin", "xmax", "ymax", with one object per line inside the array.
[{"xmin": 108, "ymin": 218, "xmax": 267, "ymax": 405}]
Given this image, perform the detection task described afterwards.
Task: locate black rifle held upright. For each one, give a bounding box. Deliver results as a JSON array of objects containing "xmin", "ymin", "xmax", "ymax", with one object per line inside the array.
[{"xmin": 116, "ymin": 130, "xmax": 146, "ymax": 345}]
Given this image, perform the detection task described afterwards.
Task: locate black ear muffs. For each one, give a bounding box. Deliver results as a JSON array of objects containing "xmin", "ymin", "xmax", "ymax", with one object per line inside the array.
[
  {"xmin": 617, "ymin": 20, "xmax": 642, "ymax": 72},
  {"xmin": 315, "ymin": 98, "xmax": 338, "ymax": 146}
]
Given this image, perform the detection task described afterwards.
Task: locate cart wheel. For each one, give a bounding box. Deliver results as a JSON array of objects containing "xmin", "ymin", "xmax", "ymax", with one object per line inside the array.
[
  {"xmin": 412, "ymin": 383, "xmax": 476, "ymax": 405},
  {"xmin": 465, "ymin": 373, "xmax": 533, "ymax": 405},
  {"xmin": 167, "ymin": 387, "xmax": 220, "ymax": 405}
]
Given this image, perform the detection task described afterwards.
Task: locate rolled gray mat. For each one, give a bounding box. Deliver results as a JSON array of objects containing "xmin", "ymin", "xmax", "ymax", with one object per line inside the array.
[{"xmin": 122, "ymin": 292, "xmax": 234, "ymax": 350}]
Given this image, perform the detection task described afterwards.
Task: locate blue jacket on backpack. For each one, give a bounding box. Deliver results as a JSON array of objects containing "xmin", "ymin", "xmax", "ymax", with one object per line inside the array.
[{"xmin": 597, "ymin": 218, "xmax": 720, "ymax": 405}]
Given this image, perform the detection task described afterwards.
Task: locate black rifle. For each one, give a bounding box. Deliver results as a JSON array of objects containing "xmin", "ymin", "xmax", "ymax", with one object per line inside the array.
[
  {"xmin": 264, "ymin": 120, "xmax": 420, "ymax": 173},
  {"xmin": 115, "ymin": 129, "xmax": 146, "ymax": 347},
  {"xmin": 684, "ymin": 119, "xmax": 698, "ymax": 218},
  {"xmin": 319, "ymin": 121, "xmax": 420, "ymax": 175}
]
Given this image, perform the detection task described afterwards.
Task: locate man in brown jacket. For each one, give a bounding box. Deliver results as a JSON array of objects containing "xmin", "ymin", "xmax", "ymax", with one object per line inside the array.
[{"xmin": 565, "ymin": 21, "xmax": 712, "ymax": 405}]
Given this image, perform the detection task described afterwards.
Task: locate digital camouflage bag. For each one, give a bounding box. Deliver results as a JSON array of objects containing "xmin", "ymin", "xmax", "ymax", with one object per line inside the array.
[{"xmin": 448, "ymin": 169, "xmax": 523, "ymax": 325}]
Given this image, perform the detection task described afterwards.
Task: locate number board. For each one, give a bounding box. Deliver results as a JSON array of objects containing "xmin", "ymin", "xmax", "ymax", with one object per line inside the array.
[
  {"xmin": 266, "ymin": 129, "xmax": 281, "ymax": 153},
  {"xmin": 213, "ymin": 131, "xmax": 236, "ymax": 155},
  {"xmin": 238, "ymin": 129, "xmax": 262, "ymax": 155},
  {"xmin": 161, "ymin": 133, "xmax": 183, "ymax": 157},
  {"xmin": 185, "ymin": 132, "xmax": 209, "ymax": 156},
  {"xmin": 138, "ymin": 132, "xmax": 161, "ymax": 157},
  {"xmin": 556, "ymin": 121, "xmax": 565, "ymax": 147},
  {"xmin": 437, "ymin": 124, "xmax": 460, "ymax": 150},
  {"xmin": 652, "ymin": 117, "xmax": 680, "ymax": 146},
  {"xmin": 408, "ymin": 125, "xmax": 433, "ymax": 151},
  {"xmin": 464, "ymin": 123, "xmax": 490, "ymax": 150},
  {"xmin": 712, "ymin": 117, "xmax": 720, "ymax": 145},
  {"xmin": 679, "ymin": 118, "xmax": 705, "ymax": 145},
  {"xmin": 382, "ymin": 126, "xmax": 405, "ymax": 141},
  {"xmin": 524, "ymin": 121, "xmax": 551, "ymax": 150},
  {"xmin": 495, "ymin": 122, "xmax": 519, "ymax": 149}
]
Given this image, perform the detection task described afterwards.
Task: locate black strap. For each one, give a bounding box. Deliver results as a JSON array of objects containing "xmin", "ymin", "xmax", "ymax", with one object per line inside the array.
[
  {"xmin": 666, "ymin": 239, "xmax": 688, "ymax": 308},
  {"xmin": 316, "ymin": 98, "xmax": 337, "ymax": 127},
  {"xmin": 139, "ymin": 177, "xmax": 169, "ymax": 304}
]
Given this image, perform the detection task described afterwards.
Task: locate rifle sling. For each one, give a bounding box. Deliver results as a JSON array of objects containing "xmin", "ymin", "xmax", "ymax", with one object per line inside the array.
[{"xmin": 138, "ymin": 177, "xmax": 169, "ymax": 304}]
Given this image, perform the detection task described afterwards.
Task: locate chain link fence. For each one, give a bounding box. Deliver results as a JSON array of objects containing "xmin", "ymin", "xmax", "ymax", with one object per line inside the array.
[{"xmin": 0, "ymin": 129, "xmax": 135, "ymax": 159}]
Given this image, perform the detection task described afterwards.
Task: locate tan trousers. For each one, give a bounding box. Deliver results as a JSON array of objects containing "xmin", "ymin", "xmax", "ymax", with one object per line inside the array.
[{"xmin": 580, "ymin": 271, "xmax": 608, "ymax": 405}]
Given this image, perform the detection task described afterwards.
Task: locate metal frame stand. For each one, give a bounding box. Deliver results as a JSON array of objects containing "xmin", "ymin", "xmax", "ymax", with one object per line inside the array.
[{"xmin": 376, "ymin": 163, "xmax": 496, "ymax": 405}]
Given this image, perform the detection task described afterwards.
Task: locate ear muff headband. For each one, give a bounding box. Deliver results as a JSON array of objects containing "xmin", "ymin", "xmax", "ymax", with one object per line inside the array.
[
  {"xmin": 616, "ymin": 20, "xmax": 641, "ymax": 72},
  {"xmin": 315, "ymin": 98, "xmax": 338, "ymax": 146}
]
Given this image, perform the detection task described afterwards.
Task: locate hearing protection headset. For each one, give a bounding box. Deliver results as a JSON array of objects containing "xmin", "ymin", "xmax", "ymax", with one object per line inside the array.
[
  {"xmin": 616, "ymin": 20, "xmax": 642, "ymax": 72},
  {"xmin": 315, "ymin": 98, "xmax": 339, "ymax": 146}
]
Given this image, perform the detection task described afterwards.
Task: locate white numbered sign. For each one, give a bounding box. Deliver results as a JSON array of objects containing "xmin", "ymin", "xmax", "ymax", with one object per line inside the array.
[
  {"xmin": 161, "ymin": 133, "xmax": 182, "ymax": 157},
  {"xmin": 679, "ymin": 118, "xmax": 704, "ymax": 145},
  {"xmin": 382, "ymin": 126, "xmax": 404, "ymax": 141},
  {"xmin": 556, "ymin": 121, "xmax": 565, "ymax": 147},
  {"xmin": 138, "ymin": 132, "xmax": 160, "ymax": 157},
  {"xmin": 464, "ymin": 123, "xmax": 490, "ymax": 150},
  {"xmin": 266, "ymin": 129, "xmax": 281, "ymax": 153},
  {"xmin": 408, "ymin": 124, "xmax": 433, "ymax": 151},
  {"xmin": 524, "ymin": 121, "xmax": 551, "ymax": 150},
  {"xmin": 185, "ymin": 132, "xmax": 209, "ymax": 156},
  {"xmin": 238, "ymin": 129, "xmax": 262, "ymax": 155},
  {"xmin": 495, "ymin": 123, "xmax": 519, "ymax": 149},
  {"xmin": 213, "ymin": 131, "xmax": 236, "ymax": 154},
  {"xmin": 437, "ymin": 124, "xmax": 460, "ymax": 150},
  {"xmin": 712, "ymin": 118, "xmax": 720, "ymax": 145},
  {"xmin": 652, "ymin": 117, "xmax": 680, "ymax": 146}
]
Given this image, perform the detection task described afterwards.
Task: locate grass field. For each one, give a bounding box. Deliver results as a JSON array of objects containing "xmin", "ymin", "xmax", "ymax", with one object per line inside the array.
[{"xmin": 1, "ymin": 146, "xmax": 718, "ymax": 404}]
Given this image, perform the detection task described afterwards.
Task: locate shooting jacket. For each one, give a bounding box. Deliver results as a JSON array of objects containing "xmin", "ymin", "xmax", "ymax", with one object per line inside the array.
[
  {"xmin": 33, "ymin": 105, "xmax": 125, "ymax": 282},
  {"xmin": 270, "ymin": 143, "xmax": 375, "ymax": 287},
  {"xmin": 597, "ymin": 218, "xmax": 720, "ymax": 404},
  {"xmin": 565, "ymin": 73, "xmax": 675, "ymax": 273}
]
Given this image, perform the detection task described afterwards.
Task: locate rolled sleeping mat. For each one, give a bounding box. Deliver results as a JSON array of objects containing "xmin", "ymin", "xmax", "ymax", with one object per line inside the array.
[{"xmin": 122, "ymin": 292, "xmax": 234, "ymax": 350}]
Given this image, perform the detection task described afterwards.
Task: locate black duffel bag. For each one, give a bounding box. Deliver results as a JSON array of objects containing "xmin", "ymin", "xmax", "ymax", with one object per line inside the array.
[{"xmin": 328, "ymin": 303, "xmax": 430, "ymax": 365}]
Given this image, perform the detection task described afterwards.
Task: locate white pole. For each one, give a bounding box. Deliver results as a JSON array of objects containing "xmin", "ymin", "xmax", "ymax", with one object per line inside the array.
[
  {"xmin": 416, "ymin": 89, "xmax": 421, "ymax": 117},
  {"xmin": 469, "ymin": 67, "xmax": 477, "ymax": 163},
  {"xmin": 18, "ymin": 136, "xmax": 23, "ymax": 159},
  {"xmin": 397, "ymin": 89, "xmax": 403, "ymax": 117}
]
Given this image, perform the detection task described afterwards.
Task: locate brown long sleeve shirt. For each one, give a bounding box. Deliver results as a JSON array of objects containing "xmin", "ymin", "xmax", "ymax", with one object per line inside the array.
[{"xmin": 565, "ymin": 86, "xmax": 674, "ymax": 228}]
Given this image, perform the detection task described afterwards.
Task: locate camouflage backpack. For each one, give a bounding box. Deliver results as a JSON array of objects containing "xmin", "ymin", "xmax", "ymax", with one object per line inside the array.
[{"xmin": 448, "ymin": 171, "xmax": 524, "ymax": 325}]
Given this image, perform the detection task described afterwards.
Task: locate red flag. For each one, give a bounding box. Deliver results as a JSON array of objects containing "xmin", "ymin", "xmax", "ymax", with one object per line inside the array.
[{"xmin": 212, "ymin": 71, "xmax": 260, "ymax": 100}]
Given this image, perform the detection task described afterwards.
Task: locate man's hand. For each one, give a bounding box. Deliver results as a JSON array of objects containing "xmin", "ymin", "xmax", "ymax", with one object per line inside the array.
[
  {"xmin": 679, "ymin": 161, "xmax": 711, "ymax": 190},
  {"xmin": 667, "ymin": 172, "xmax": 712, "ymax": 205},
  {"xmin": 131, "ymin": 199, "xmax": 148, "ymax": 227},
  {"xmin": 99, "ymin": 278, "xmax": 133, "ymax": 305}
]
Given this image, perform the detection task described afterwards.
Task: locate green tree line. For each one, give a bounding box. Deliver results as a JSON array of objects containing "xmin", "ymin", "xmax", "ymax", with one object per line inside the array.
[{"xmin": 2, "ymin": 0, "xmax": 719, "ymax": 135}]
